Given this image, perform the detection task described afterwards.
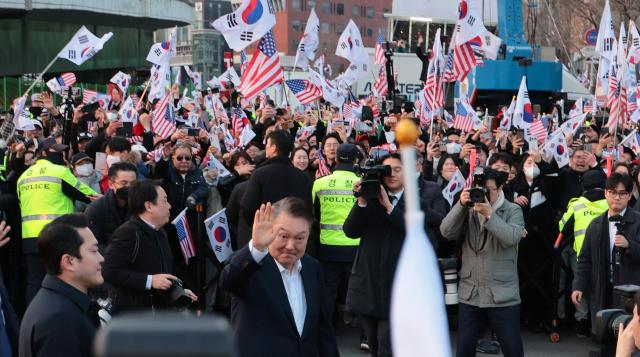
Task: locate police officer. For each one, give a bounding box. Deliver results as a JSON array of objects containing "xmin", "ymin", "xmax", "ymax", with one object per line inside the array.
[
  {"xmin": 558, "ymin": 170, "xmax": 607, "ymax": 337},
  {"xmin": 17, "ymin": 137, "xmax": 99, "ymax": 304}
]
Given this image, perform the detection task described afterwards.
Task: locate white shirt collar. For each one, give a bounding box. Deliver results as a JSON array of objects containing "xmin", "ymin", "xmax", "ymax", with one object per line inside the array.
[
  {"xmin": 389, "ymin": 189, "xmax": 404, "ymax": 200},
  {"xmin": 608, "ymin": 209, "xmax": 627, "ymax": 219},
  {"xmin": 139, "ymin": 216, "xmax": 158, "ymax": 230},
  {"xmin": 274, "ymin": 259, "xmax": 303, "ymax": 274}
]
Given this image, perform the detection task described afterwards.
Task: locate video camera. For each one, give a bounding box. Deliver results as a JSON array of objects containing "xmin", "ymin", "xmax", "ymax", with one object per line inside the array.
[
  {"xmin": 468, "ymin": 166, "xmax": 488, "ymax": 205},
  {"xmin": 165, "ymin": 278, "xmax": 192, "ymax": 311},
  {"xmin": 354, "ymin": 148, "xmax": 391, "ymax": 200},
  {"xmin": 594, "ymin": 284, "xmax": 639, "ymax": 345}
]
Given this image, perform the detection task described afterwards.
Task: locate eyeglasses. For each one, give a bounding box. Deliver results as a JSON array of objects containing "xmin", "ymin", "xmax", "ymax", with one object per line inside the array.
[
  {"xmin": 606, "ymin": 189, "xmax": 630, "ymax": 199},
  {"xmin": 175, "ymin": 156, "xmax": 192, "ymax": 161}
]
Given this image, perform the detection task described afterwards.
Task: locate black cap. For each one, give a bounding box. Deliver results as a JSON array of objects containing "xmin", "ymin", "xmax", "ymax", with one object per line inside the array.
[
  {"xmin": 70, "ymin": 152, "xmax": 93, "ymax": 166},
  {"xmin": 78, "ymin": 132, "xmax": 93, "ymax": 142},
  {"xmin": 582, "ymin": 170, "xmax": 607, "ymax": 191},
  {"xmin": 337, "ymin": 143, "xmax": 358, "ymax": 164},
  {"xmin": 39, "ymin": 137, "xmax": 68, "ymax": 153}
]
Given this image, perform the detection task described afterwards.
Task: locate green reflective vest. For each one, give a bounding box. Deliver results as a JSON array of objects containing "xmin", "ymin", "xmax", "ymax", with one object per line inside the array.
[
  {"xmin": 312, "ymin": 170, "xmax": 360, "ymax": 246},
  {"xmin": 558, "ymin": 196, "xmax": 608, "ymax": 256},
  {"xmin": 17, "ymin": 159, "xmax": 97, "ymax": 239}
]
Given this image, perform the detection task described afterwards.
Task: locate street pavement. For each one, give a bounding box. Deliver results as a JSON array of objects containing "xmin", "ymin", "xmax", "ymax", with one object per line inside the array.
[{"xmin": 336, "ymin": 323, "xmax": 599, "ymax": 356}]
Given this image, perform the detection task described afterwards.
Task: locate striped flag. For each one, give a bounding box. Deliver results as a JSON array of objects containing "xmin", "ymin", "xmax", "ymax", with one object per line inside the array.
[
  {"xmin": 58, "ymin": 72, "xmax": 76, "ymax": 87},
  {"xmin": 152, "ymin": 91, "xmax": 176, "ymax": 138},
  {"xmin": 424, "ymin": 29, "xmax": 445, "ymax": 112},
  {"xmin": 628, "ymin": 88, "xmax": 638, "ymax": 114},
  {"xmin": 172, "ymin": 208, "xmax": 196, "ymax": 265},
  {"xmin": 453, "ymin": 100, "xmax": 473, "ymax": 132},
  {"xmin": 375, "ymin": 29, "xmax": 386, "ymax": 65},
  {"xmin": 238, "ymin": 30, "xmax": 284, "ymax": 100},
  {"xmin": 82, "ymin": 89, "xmax": 97, "ymax": 104},
  {"xmin": 285, "ymin": 79, "xmax": 322, "ymax": 105},
  {"xmin": 232, "ymin": 106, "xmax": 249, "ymax": 138},
  {"xmin": 315, "ymin": 145, "xmax": 332, "ymax": 178},
  {"xmin": 374, "ymin": 66, "xmax": 388, "ymax": 97},
  {"xmin": 258, "ymin": 92, "xmax": 268, "ymax": 108},
  {"xmin": 527, "ymin": 119, "xmax": 548, "ymax": 142},
  {"xmin": 584, "ymin": 99, "xmax": 595, "ymax": 113}
]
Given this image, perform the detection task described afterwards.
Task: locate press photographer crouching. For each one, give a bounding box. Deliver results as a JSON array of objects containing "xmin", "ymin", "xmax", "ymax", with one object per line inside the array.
[
  {"xmin": 612, "ymin": 288, "xmax": 640, "ymax": 357},
  {"xmin": 102, "ymin": 180, "xmax": 197, "ymax": 314},
  {"xmin": 440, "ymin": 167, "xmax": 526, "ymax": 357}
]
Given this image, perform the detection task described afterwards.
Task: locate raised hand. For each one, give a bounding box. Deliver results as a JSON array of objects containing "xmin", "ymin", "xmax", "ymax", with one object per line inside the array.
[{"xmin": 251, "ymin": 203, "xmax": 275, "ymax": 251}]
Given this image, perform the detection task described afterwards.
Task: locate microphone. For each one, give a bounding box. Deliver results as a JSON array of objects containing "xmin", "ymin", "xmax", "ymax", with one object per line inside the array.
[{"xmin": 608, "ymin": 215, "xmax": 624, "ymax": 265}]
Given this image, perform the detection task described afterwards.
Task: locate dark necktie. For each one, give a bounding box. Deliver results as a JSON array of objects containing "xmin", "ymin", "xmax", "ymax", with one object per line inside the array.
[{"xmin": 388, "ymin": 194, "xmax": 396, "ymax": 206}]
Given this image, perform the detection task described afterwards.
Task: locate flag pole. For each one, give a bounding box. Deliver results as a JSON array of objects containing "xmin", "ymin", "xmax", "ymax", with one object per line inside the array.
[
  {"xmin": 135, "ymin": 80, "xmax": 152, "ymax": 112},
  {"xmin": 22, "ymin": 56, "xmax": 59, "ymax": 98}
]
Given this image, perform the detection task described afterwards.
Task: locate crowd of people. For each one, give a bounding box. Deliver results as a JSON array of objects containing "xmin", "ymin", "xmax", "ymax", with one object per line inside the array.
[{"xmin": 0, "ymin": 76, "xmax": 639, "ymax": 357}]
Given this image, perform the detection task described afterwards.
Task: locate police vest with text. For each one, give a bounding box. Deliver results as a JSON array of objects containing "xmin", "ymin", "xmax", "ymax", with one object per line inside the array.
[
  {"xmin": 17, "ymin": 159, "xmax": 96, "ymax": 239},
  {"xmin": 312, "ymin": 170, "xmax": 361, "ymax": 247},
  {"xmin": 558, "ymin": 196, "xmax": 608, "ymax": 256}
]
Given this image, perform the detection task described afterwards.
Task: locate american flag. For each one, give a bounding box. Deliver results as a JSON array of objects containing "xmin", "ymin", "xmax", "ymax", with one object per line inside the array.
[
  {"xmin": 58, "ymin": 72, "xmax": 76, "ymax": 87},
  {"xmin": 373, "ymin": 66, "xmax": 388, "ymax": 97},
  {"xmin": 172, "ymin": 209, "xmax": 195, "ymax": 265},
  {"xmin": 448, "ymin": 42, "xmax": 477, "ymax": 82},
  {"xmin": 258, "ymin": 92, "xmax": 267, "ymax": 108},
  {"xmin": 240, "ymin": 50, "xmax": 248, "ymax": 75},
  {"xmin": 232, "ymin": 106, "xmax": 249, "ymax": 138},
  {"xmin": 463, "ymin": 172, "xmax": 474, "ymax": 189},
  {"xmin": 285, "ymin": 79, "xmax": 322, "ymax": 105},
  {"xmin": 424, "ymin": 63, "xmax": 443, "ymax": 112},
  {"xmin": 152, "ymin": 91, "xmax": 176, "ymax": 138},
  {"xmin": 528, "ymin": 119, "xmax": 548, "ymax": 142},
  {"xmin": 82, "ymin": 89, "xmax": 97, "ymax": 104},
  {"xmin": 607, "ymin": 64, "xmax": 620, "ymax": 109},
  {"xmin": 454, "ymin": 100, "xmax": 474, "ymax": 132},
  {"xmin": 628, "ymin": 89, "xmax": 638, "ymax": 114},
  {"xmin": 583, "ymin": 99, "xmax": 595, "ymax": 113},
  {"xmin": 315, "ymin": 145, "xmax": 332, "ymax": 178},
  {"xmin": 238, "ymin": 31, "xmax": 284, "ymax": 100},
  {"xmin": 374, "ymin": 29, "xmax": 386, "ymax": 65}
]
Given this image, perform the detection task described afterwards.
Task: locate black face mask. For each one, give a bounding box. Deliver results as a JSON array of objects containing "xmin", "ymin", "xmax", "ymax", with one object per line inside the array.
[
  {"xmin": 46, "ymin": 151, "xmax": 65, "ymax": 165},
  {"xmin": 115, "ymin": 186, "xmax": 129, "ymax": 202},
  {"xmin": 29, "ymin": 107, "xmax": 42, "ymax": 118}
]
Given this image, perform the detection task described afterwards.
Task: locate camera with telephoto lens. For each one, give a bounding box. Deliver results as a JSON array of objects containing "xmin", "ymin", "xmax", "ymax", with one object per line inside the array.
[
  {"xmin": 354, "ymin": 150, "xmax": 391, "ymax": 200},
  {"xmin": 166, "ymin": 278, "xmax": 192, "ymax": 311},
  {"xmin": 594, "ymin": 284, "xmax": 640, "ymax": 345},
  {"xmin": 468, "ymin": 166, "xmax": 488, "ymax": 205}
]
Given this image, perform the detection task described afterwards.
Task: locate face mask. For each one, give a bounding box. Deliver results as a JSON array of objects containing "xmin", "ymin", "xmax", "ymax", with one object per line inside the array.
[
  {"xmin": 115, "ymin": 186, "xmax": 129, "ymax": 201},
  {"xmin": 106, "ymin": 155, "xmax": 121, "ymax": 167},
  {"xmin": 46, "ymin": 151, "xmax": 65, "ymax": 165},
  {"xmin": 446, "ymin": 142, "xmax": 461, "ymax": 154},
  {"xmin": 76, "ymin": 163, "xmax": 94, "ymax": 177},
  {"xmin": 524, "ymin": 166, "xmax": 540, "ymax": 179}
]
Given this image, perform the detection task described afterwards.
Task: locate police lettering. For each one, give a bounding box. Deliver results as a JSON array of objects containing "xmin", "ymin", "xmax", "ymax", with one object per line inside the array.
[
  {"xmin": 322, "ymin": 196, "xmax": 356, "ymax": 203},
  {"xmin": 20, "ymin": 183, "xmax": 50, "ymax": 191}
]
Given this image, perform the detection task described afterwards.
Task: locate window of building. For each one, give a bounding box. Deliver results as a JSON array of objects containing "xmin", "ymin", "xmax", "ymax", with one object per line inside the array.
[
  {"xmin": 367, "ymin": 28, "xmax": 373, "ymax": 37},
  {"xmin": 292, "ymin": 20, "xmax": 303, "ymax": 32},
  {"xmin": 336, "ymin": 3, "xmax": 344, "ymax": 15},
  {"xmin": 352, "ymin": 5, "xmax": 360, "ymax": 16},
  {"xmin": 321, "ymin": 22, "xmax": 330, "ymax": 33},
  {"xmin": 366, "ymin": 6, "xmax": 374, "ymax": 18},
  {"xmin": 336, "ymin": 23, "xmax": 345, "ymax": 34},
  {"xmin": 292, "ymin": 0, "xmax": 301, "ymax": 9},
  {"xmin": 307, "ymin": 0, "xmax": 316, "ymax": 9},
  {"xmin": 321, "ymin": 1, "xmax": 330, "ymax": 13}
]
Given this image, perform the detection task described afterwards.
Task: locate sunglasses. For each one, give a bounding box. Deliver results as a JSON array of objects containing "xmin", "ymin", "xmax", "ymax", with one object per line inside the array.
[{"xmin": 175, "ymin": 155, "xmax": 192, "ymax": 161}]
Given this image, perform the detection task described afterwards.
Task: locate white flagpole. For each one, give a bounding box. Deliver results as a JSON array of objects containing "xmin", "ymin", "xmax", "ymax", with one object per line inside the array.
[{"xmin": 22, "ymin": 56, "xmax": 59, "ymax": 98}]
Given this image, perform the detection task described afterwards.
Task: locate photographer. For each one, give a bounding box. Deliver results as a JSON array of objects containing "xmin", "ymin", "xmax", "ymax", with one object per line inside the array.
[
  {"xmin": 572, "ymin": 173, "xmax": 640, "ymax": 335},
  {"xmin": 615, "ymin": 292, "xmax": 640, "ymax": 357},
  {"xmin": 103, "ymin": 180, "xmax": 197, "ymax": 314},
  {"xmin": 343, "ymin": 153, "xmax": 432, "ymax": 357},
  {"xmin": 440, "ymin": 167, "xmax": 525, "ymax": 357}
]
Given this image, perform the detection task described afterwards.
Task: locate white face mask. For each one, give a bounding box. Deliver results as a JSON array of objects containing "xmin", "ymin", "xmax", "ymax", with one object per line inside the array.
[
  {"xmin": 76, "ymin": 163, "xmax": 94, "ymax": 177},
  {"xmin": 524, "ymin": 166, "xmax": 540, "ymax": 179},
  {"xmin": 446, "ymin": 142, "xmax": 461, "ymax": 154},
  {"xmin": 106, "ymin": 155, "xmax": 121, "ymax": 167}
]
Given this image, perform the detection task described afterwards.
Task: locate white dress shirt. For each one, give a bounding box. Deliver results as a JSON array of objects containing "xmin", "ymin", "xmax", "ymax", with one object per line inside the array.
[
  {"xmin": 608, "ymin": 209, "xmax": 626, "ymax": 282},
  {"xmin": 249, "ymin": 241, "xmax": 307, "ymax": 336},
  {"xmin": 388, "ymin": 189, "xmax": 404, "ymax": 209},
  {"xmin": 139, "ymin": 216, "xmax": 159, "ymax": 290}
]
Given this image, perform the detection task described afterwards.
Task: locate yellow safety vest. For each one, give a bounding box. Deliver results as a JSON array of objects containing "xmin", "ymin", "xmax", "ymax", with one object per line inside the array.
[
  {"xmin": 17, "ymin": 159, "xmax": 98, "ymax": 239},
  {"xmin": 558, "ymin": 196, "xmax": 608, "ymax": 256},
  {"xmin": 312, "ymin": 170, "xmax": 360, "ymax": 246}
]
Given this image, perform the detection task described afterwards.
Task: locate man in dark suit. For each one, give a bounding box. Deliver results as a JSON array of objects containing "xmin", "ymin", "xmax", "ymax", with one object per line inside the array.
[
  {"xmin": 220, "ymin": 197, "xmax": 339, "ymax": 357},
  {"xmin": 103, "ymin": 180, "xmax": 197, "ymax": 314},
  {"xmin": 344, "ymin": 153, "xmax": 432, "ymax": 357},
  {"xmin": 0, "ymin": 221, "xmax": 18, "ymax": 357},
  {"xmin": 241, "ymin": 130, "xmax": 312, "ymax": 226},
  {"xmin": 415, "ymin": 152, "xmax": 448, "ymax": 245},
  {"xmin": 19, "ymin": 214, "xmax": 103, "ymax": 357},
  {"xmin": 573, "ymin": 173, "xmax": 640, "ymax": 334}
]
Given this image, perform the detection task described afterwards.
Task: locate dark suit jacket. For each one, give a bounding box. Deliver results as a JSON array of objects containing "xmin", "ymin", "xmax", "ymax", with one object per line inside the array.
[
  {"xmin": 419, "ymin": 178, "xmax": 448, "ymax": 246},
  {"xmin": 0, "ymin": 273, "xmax": 18, "ymax": 355},
  {"xmin": 220, "ymin": 245, "xmax": 339, "ymax": 357},
  {"xmin": 19, "ymin": 275, "xmax": 97, "ymax": 357},
  {"xmin": 103, "ymin": 216, "xmax": 174, "ymax": 314},
  {"xmin": 573, "ymin": 209, "xmax": 640, "ymax": 328}
]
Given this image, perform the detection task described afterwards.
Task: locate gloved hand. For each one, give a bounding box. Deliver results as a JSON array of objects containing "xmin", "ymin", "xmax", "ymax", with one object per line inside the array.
[{"xmin": 186, "ymin": 195, "xmax": 198, "ymax": 210}]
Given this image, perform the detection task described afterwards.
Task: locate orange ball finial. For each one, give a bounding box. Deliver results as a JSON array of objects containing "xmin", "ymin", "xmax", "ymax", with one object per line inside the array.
[{"xmin": 395, "ymin": 119, "xmax": 419, "ymax": 147}]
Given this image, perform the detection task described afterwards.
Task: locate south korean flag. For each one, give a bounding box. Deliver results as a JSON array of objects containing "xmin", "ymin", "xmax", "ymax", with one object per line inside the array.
[{"xmin": 212, "ymin": 0, "xmax": 276, "ymax": 51}]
